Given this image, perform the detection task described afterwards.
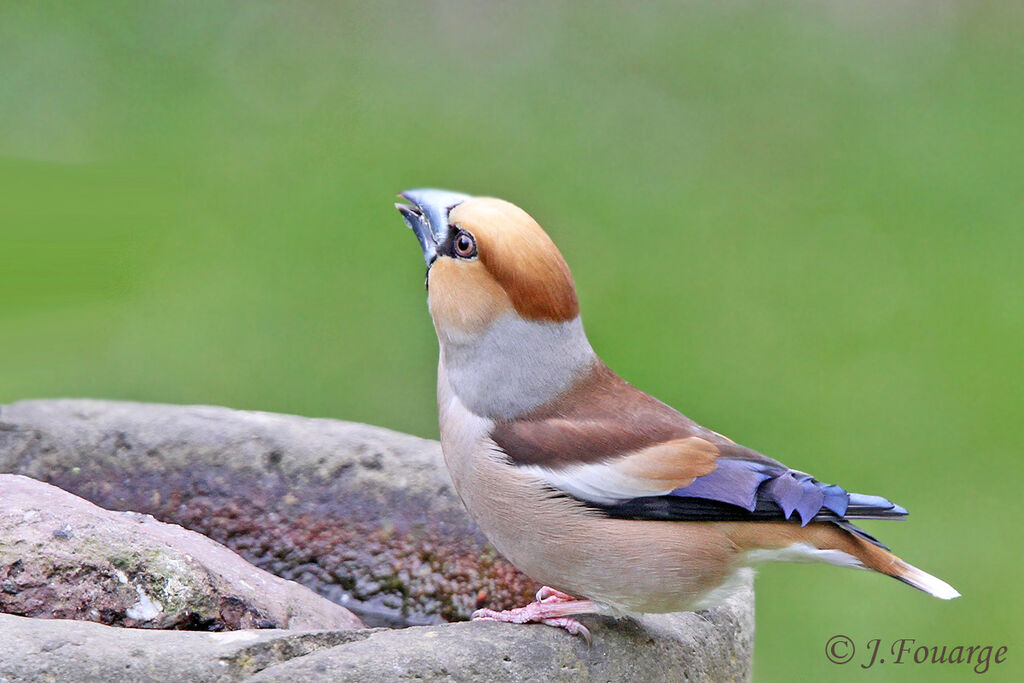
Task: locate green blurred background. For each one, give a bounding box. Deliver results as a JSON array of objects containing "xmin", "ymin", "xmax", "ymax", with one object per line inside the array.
[{"xmin": 1, "ymin": 1, "xmax": 1020, "ymax": 679}]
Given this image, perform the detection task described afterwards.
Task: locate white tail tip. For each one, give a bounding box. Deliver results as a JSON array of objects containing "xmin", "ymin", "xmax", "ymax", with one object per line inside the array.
[{"xmin": 898, "ymin": 562, "xmax": 961, "ymax": 600}]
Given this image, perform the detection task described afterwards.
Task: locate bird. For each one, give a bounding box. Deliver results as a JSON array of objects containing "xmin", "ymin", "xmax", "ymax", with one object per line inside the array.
[{"xmin": 394, "ymin": 188, "xmax": 959, "ymax": 641}]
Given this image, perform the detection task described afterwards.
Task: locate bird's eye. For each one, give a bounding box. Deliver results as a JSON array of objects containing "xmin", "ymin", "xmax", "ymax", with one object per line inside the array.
[{"xmin": 454, "ymin": 230, "xmax": 477, "ymax": 258}]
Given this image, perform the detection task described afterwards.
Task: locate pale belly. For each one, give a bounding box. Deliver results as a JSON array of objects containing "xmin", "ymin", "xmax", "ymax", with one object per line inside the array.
[{"xmin": 438, "ymin": 373, "xmax": 745, "ymax": 614}]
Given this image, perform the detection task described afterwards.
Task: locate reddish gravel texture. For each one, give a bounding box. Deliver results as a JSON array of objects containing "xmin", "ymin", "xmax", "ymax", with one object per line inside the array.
[{"xmin": 45, "ymin": 468, "xmax": 539, "ymax": 627}]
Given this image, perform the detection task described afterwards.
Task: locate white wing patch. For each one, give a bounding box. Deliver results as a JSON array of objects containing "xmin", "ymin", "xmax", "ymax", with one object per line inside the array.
[{"xmin": 518, "ymin": 462, "xmax": 678, "ymax": 506}]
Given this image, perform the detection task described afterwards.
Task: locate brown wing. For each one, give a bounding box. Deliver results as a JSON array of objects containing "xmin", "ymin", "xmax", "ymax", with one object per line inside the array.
[
  {"xmin": 490, "ymin": 362, "xmax": 783, "ymax": 476},
  {"xmin": 493, "ymin": 364, "xmax": 903, "ymax": 539}
]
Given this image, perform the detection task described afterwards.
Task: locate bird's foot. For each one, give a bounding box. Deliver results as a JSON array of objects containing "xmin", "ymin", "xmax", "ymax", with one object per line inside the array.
[{"xmin": 472, "ymin": 586, "xmax": 595, "ymax": 644}]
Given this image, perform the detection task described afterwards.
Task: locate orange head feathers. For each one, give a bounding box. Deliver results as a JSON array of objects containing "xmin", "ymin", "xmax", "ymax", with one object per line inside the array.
[{"xmin": 397, "ymin": 190, "xmax": 578, "ymax": 337}]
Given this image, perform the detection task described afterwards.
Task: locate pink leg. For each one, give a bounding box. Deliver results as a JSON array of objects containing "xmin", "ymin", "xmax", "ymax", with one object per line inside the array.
[{"xmin": 472, "ymin": 585, "xmax": 596, "ymax": 643}]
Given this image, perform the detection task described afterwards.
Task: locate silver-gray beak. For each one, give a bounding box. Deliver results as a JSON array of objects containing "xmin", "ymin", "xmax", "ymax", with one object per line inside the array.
[{"xmin": 395, "ymin": 188, "xmax": 472, "ymax": 267}]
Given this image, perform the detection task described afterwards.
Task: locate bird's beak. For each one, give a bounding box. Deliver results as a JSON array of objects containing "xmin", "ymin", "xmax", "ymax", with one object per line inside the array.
[{"xmin": 395, "ymin": 188, "xmax": 472, "ymax": 267}]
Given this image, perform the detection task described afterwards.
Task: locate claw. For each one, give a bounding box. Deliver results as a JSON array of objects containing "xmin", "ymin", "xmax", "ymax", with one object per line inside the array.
[
  {"xmin": 469, "ymin": 588, "xmax": 597, "ymax": 641},
  {"xmin": 536, "ymin": 586, "xmax": 576, "ymax": 603},
  {"xmin": 541, "ymin": 617, "xmax": 592, "ymax": 645}
]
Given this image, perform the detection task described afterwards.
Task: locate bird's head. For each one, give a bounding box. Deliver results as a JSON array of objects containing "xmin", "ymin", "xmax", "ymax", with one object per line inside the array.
[
  {"xmin": 396, "ymin": 189, "xmax": 579, "ymax": 342},
  {"xmin": 396, "ymin": 188, "xmax": 594, "ymax": 418}
]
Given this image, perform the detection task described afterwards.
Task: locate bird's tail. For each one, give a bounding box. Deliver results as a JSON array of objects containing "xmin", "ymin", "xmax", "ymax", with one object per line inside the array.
[
  {"xmin": 887, "ymin": 558, "xmax": 961, "ymax": 600},
  {"xmin": 852, "ymin": 539, "xmax": 960, "ymax": 600},
  {"xmin": 816, "ymin": 523, "xmax": 961, "ymax": 600},
  {"xmin": 734, "ymin": 521, "xmax": 960, "ymax": 600}
]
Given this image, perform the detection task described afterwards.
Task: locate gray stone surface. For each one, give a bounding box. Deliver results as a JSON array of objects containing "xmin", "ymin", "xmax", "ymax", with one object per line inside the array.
[
  {"xmin": 0, "ymin": 579, "xmax": 753, "ymax": 682},
  {"xmin": 247, "ymin": 592, "xmax": 755, "ymax": 683},
  {"xmin": 0, "ymin": 399, "xmax": 755, "ymax": 681},
  {"xmin": 0, "ymin": 474, "xmax": 363, "ymax": 631},
  {"xmin": 0, "ymin": 612, "xmax": 371, "ymax": 683},
  {"xmin": 0, "ymin": 399, "xmax": 538, "ymax": 625}
]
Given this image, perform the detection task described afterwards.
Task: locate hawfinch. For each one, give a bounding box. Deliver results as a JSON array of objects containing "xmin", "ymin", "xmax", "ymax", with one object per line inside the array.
[{"xmin": 395, "ymin": 188, "xmax": 959, "ymax": 640}]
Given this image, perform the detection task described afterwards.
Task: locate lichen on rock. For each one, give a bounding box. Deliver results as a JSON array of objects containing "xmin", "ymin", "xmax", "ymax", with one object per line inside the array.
[{"xmin": 0, "ymin": 474, "xmax": 363, "ymax": 631}]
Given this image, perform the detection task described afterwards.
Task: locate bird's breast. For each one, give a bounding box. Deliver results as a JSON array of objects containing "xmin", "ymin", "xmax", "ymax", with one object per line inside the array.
[{"xmin": 436, "ymin": 364, "xmax": 744, "ymax": 613}]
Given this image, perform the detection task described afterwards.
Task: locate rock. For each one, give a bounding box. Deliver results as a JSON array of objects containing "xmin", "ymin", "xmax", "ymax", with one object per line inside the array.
[
  {"xmin": 0, "ymin": 612, "xmax": 371, "ymax": 683},
  {"xmin": 245, "ymin": 593, "xmax": 755, "ymax": 683},
  {"xmin": 0, "ymin": 474, "xmax": 363, "ymax": 631},
  {"xmin": 0, "ymin": 399, "xmax": 537, "ymax": 626},
  {"xmin": 0, "ymin": 400, "xmax": 755, "ymax": 681},
  {"xmin": 0, "ymin": 576, "xmax": 753, "ymax": 682}
]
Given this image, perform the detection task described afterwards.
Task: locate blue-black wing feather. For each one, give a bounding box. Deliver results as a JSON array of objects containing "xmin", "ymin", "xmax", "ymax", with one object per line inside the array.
[{"xmin": 577, "ymin": 459, "xmax": 907, "ymax": 549}]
